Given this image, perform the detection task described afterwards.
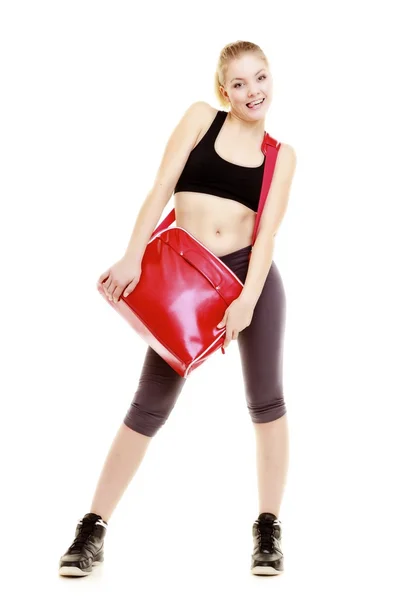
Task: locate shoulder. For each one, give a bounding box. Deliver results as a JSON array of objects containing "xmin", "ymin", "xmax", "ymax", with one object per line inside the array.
[
  {"xmin": 182, "ymin": 101, "xmax": 219, "ymax": 127},
  {"xmin": 185, "ymin": 100, "xmax": 218, "ymax": 117},
  {"xmin": 178, "ymin": 101, "xmax": 220, "ymax": 145},
  {"xmin": 267, "ymin": 141, "xmax": 297, "ymax": 186},
  {"xmin": 277, "ymin": 141, "xmax": 296, "ymax": 161},
  {"xmin": 276, "ymin": 142, "xmax": 297, "ymax": 176},
  {"xmin": 181, "ymin": 100, "xmax": 218, "ymax": 123}
]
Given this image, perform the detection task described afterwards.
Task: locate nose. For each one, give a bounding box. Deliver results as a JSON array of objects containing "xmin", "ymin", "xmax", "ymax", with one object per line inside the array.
[{"xmin": 247, "ymin": 84, "xmax": 259, "ymax": 98}]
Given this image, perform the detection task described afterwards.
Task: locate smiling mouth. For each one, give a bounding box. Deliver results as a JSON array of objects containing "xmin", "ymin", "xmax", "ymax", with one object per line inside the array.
[{"xmin": 246, "ymin": 97, "xmax": 265, "ymax": 108}]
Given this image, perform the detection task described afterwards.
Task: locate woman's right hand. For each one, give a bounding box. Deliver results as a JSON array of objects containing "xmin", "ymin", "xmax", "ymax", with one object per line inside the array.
[{"xmin": 97, "ymin": 256, "xmax": 142, "ymax": 303}]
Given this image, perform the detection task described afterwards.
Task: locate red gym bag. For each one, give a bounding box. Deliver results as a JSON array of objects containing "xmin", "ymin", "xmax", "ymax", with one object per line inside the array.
[{"xmin": 97, "ymin": 133, "xmax": 281, "ymax": 378}]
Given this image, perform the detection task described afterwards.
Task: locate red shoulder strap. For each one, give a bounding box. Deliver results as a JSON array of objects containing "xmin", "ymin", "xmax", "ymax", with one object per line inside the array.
[
  {"xmin": 251, "ymin": 133, "xmax": 281, "ymax": 246},
  {"xmin": 151, "ymin": 132, "xmax": 281, "ymax": 242}
]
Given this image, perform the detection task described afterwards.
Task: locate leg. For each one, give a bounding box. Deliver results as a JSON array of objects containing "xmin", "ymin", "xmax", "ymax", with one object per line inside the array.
[
  {"xmin": 237, "ymin": 261, "xmax": 289, "ymax": 518},
  {"xmin": 89, "ymin": 423, "xmax": 152, "ymax": 523},
  {"xmin": 90, "ymin": 346, "xmax": 186, "ymax": 522},
  {"xmin": 253, "ymin": 415, "xmax": 289, "ymax": 516}
]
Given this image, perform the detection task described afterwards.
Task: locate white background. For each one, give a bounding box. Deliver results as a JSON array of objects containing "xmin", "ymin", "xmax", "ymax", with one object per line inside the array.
[{"xmin": 1, "ymin": 0, "xmax": 399, "ymax": 598}]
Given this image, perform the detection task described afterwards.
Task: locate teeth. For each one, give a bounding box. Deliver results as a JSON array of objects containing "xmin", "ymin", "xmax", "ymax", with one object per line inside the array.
[{"xmin": 248, "ymin": 98, "xmax": 264, "ymax": 108}]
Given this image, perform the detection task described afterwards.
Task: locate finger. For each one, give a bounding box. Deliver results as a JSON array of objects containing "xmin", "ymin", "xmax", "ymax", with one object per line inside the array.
[
  {"xmin": 98, "ymin": 270, "xmax": 110, "ymax": 285},
  {"xmin": 112, "ymin": 285, "xmax": 124, "ymax": 303},
  {"xmin": 106, "ymin": 279, "xmax": 119, "ymax": 296},
  {"xmin": 223, "ymin": 329, "xmax": 232, "ymax": 349},
  {"xmin": 105, "ymin": 281, "xmax": 117, "ymax": 299},
  {"xmin": 103, "ymin": 278, "xmax": 113, "ymax": 293},
  {"xmin": 123, "ymin": 280, "xmax": 138, "ymax": 297},
  {"xmin": 217, "ymin": 314, "xmax": 227, "ymax": 328}
]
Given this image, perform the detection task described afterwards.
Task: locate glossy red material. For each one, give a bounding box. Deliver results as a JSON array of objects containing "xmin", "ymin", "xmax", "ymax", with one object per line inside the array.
[
  {"xmin": 97, "ymin": 133, "xmax": 281, "ymax": 378},
  {"xmin": 98, "ymin": 227, "xmax": 244, "ymax": 377}
]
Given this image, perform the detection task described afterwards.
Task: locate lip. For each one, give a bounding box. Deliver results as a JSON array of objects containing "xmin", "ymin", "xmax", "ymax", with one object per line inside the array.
[{"xmin": 246, "ymin": 97, "xmax": 265, "ymax": 107}]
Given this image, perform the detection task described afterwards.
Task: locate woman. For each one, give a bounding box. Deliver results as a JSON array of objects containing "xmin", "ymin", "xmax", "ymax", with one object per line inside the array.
[{"xmin": 59, "ymin": 40, "xmax": 297, "ymax": 578}]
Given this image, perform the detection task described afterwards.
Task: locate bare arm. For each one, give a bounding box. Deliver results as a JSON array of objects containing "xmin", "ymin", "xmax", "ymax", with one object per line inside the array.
[
  {"xmin": 123, "ymin": 101, "xmax": 212, "ymax": 264},
  {"xmin": 217, "ymin": 143, "xmax": 297, "ymax": 349},
  {"xmin": 239, "ymin": 143, "xmax": 297, "ymax": 307}
]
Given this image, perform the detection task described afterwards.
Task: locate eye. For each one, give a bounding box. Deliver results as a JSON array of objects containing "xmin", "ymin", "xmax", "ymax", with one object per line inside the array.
[{"xmin": 233, "ymin": 74, "xmax": 267, "ymax": 89}]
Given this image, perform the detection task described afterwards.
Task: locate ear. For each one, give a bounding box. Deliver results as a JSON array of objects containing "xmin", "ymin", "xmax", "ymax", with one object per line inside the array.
[{"xmin": 219, "ymin": 84, "xmax": 229, "ymax": 103}]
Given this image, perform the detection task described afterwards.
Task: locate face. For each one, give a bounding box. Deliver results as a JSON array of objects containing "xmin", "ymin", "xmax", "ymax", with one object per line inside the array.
[{"xmin": 220, "ymin": 53, "xmax": 272, "ymax": 120}]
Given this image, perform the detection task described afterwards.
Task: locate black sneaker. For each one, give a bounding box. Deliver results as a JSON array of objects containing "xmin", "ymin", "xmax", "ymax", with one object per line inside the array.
[
  {"xmin": 59, "ymin": 513, "xmax": 108, "ymax": 577},
  {"xmin": 251, "ymin": 512, "xmax": 284, "ymax": 575}
]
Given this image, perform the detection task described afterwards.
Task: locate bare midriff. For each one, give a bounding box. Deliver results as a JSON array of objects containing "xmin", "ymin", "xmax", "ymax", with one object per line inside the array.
[{"xmin": 174, "ymin": 191, "xmax": 256, "ymax": 257}]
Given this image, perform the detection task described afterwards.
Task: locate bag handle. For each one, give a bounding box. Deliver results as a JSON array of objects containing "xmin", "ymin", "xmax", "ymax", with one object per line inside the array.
[{"xmin": 151, "ymin": 132, "xmax": 281, "ymax": 245}]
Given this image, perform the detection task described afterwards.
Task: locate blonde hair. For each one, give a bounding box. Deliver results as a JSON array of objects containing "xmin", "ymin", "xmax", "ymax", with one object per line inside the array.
[{"xmin": 214, "ymin": 41, "xmax": 269, "ymax": 108}]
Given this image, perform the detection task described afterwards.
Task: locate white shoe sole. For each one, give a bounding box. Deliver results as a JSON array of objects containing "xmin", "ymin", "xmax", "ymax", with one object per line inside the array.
[
  {"xmin": 251, "ymin": 565, "xmax": 283, "ymax": 575},
  {"xmin": 59, "ymin": 559, "xmax": 103, "ymax": 577}
]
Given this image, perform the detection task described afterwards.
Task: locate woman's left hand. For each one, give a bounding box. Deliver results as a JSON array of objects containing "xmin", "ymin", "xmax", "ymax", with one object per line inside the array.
[{"xmin": 216, "ymin": 297, "xmax": 255, "ymax": 349}]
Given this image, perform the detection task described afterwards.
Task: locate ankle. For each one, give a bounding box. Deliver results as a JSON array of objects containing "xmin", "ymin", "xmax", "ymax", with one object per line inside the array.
[{"xmin": 88, "ymin": 511, "xmax": 109, "ymax": 524}]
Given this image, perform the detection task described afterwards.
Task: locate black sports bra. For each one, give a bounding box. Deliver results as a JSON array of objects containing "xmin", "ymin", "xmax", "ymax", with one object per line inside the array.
[{"xmin": 174, "ymin": 110, "xmax": 265, "ymax": 212}]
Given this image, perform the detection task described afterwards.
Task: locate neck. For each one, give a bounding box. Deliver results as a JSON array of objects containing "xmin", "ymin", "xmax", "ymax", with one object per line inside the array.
[{"xmin": 226, "ymin": 109, "xmax": 266, "ymax": 138}]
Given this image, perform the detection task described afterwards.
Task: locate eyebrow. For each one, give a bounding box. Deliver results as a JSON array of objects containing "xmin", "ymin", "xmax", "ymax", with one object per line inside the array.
[{"xmin": 230, "ymin": 69, "xmax": 266, "ymax": 83}]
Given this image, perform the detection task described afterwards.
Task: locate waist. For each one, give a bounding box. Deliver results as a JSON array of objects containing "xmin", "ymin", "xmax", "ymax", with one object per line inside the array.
[{"xmin": 174, "ymin": 191, "xmax": 256, "ymax": 257}]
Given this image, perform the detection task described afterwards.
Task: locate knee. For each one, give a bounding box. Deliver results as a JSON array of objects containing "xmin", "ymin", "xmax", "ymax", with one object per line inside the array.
[
  {"xmin": 123, "ymin": 402, "xmax": 165, "ymax": 438},
  {"xmin": 123, "ymin": 377, "xmax": 182, "ymax": 438},
  {"xmin": 247, "ymin": 396, "xmax": 287, "ymax": 424}
]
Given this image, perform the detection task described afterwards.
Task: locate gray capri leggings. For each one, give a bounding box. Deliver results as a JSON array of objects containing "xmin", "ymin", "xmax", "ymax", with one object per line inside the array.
[{"xmin": 123, "ymin": 244, "xmax": 287, "ymax": 437}]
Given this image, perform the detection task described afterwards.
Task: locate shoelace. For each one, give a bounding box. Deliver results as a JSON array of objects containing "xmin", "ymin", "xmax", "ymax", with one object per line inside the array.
[
  {"xmin": 69, "ymin": 519, "xmax": 99, "ymax": 554},
  {"xmin": 257, "ymin": 520, "xmax": 276, "ymax": 553}
]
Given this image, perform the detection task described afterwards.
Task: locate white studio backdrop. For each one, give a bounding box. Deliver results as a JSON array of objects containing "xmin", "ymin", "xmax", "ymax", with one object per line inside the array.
[{"xmin": 1, "ymin": 1, "xmax": 399, "ymax": 598}]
